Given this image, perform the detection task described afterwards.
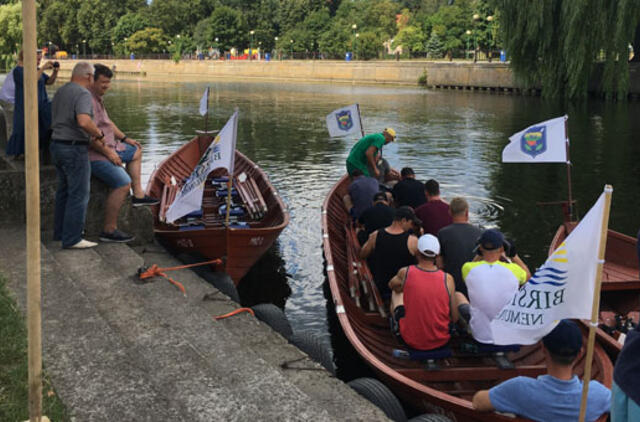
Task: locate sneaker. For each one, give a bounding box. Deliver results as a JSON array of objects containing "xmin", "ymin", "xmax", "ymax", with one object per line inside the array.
[
  {"xmin": 67, "ymin": 239, "xmax": 98, "ymax": 249},
  {"xmin": 99, "ymin": 229, "xmax": 135, "ymax": 243},
  {"xmin": 132, "ymin": 195, "xmax": 160, "ymax": 207}
]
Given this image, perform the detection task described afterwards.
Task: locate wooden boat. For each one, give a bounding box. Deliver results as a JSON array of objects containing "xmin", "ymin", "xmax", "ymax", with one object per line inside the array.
[
  {"xmin": 147, "ymin": 134, "xmax": 288, "ymax": 284},
  {"xmin": 549, "ymin": 222, "xmax": 639, "ymax": 359},
  {"xmin": 323, "ymin": 175, "xmax": 613, "ymax": 421}
]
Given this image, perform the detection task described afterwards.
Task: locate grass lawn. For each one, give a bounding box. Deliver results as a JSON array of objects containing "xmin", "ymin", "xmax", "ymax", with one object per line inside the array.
[{"xmin": 0, "ymin": 274, "xmax": 70, "ymax": 421}]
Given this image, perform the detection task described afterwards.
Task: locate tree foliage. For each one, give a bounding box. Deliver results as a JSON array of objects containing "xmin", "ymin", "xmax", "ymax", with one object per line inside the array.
[
  {"xmin": 0, "ymin": 2, "xmax": 21, "ymax": 56},
  {"xmin": 492, "ymin": 0, "xmax": 640, "ymax": 99},
  {"xmin": 126, "ymin": 27, "xmax": 168, "ymax": 55}
]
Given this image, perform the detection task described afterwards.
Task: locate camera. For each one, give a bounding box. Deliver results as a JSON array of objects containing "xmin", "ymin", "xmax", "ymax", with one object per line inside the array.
[{"xmin": 53, "ymin": 61, "xmax": 60, "ymax": 68}]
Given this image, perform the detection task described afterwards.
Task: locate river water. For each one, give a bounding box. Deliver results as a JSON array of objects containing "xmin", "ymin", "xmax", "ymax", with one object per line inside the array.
[{"xmin": 8, "ymin": 75, "xmax": 640, "ymax": 341}]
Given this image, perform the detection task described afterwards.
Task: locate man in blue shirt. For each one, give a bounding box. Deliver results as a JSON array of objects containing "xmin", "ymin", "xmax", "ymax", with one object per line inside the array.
[{"xmin": 472, "ymin": 320, "xmax": 611, "ymax": 422}]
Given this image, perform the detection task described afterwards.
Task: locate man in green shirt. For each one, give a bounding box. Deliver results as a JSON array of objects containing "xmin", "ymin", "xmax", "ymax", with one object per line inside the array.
[{"xmin": 346, "ymin": 128, "xmax": 396, "ymax": 178}]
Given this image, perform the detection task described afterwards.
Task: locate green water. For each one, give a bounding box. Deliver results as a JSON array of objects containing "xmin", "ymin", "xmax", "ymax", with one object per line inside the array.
[{"xmin": 34, "ymin": 78, "xmax": 640, "ymax": 333}]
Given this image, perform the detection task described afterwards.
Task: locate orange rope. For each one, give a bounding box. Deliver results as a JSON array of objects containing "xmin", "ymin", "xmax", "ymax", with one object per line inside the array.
[
  {"xmin": 214, "ymin": 307, "xmax": 255, "ymax": 320},
  {"xmin": 137, "ymin": 259, "xmax": 223, "ymax": 297}
]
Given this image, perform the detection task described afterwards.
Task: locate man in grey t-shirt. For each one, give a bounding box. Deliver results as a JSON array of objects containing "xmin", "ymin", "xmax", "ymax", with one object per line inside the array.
[
  {"xmin": 437, "ymin": 197, "xmax": 482, "ymax": 296},
  {"xmin": 50, "ymin": 62, "xmax": 105, "ymax": 249}
]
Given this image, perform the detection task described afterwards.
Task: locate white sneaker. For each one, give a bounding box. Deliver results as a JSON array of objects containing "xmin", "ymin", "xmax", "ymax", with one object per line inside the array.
[{"xmin": 68, "ymin": 239, "xmax": 98, "ymax": 249}]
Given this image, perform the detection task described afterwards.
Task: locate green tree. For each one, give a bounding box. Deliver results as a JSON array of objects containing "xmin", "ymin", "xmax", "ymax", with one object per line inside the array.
[
  {"xmin": 395, "ymin": 25, "xmax": 425, "ymax": 57},
  {"xmin": 126, "ymin": 27, "xmax": 168, "ymax": 55},
  {"xmin": 492, "ymin": 0, "xmax": 640, "ymax": 99},
  {"xmin": 355, "ymin": 31, "xmax": 382, "ymax": 60},
  {"xmin": 426, "ymin": 2, "xmax": 468, "ymax": 59},
  {"xmin": 317, "ymin": 22, "xmax": 350, "ymax": 58},
  {"xmin": 0, "ymin": 2, "xmax": 21, "ymax": 56},
  {"xmin": 39, "ymin": 0, "xmax": 83, "ymax": 51},
  {"xmin": 193, "ymin": 17, "xmax": 213, "ymax": 49},
  {"xmin": 148, "ymin": 0, "xmax": 215, "ymax": 37},
  {"xmin": 208, "ymin": 5, "xmax": 247, "ymax": 51},
  {"xmin": 77, "ymin": 0, "xmax": 121, "ymax": 54},
  {"xmin": 112, "ymin": 12, "xmax": 150, "ymax": 45},
  {"xmin": 426, "ymin": 29, "xmax": 444, "ymax": 58}
]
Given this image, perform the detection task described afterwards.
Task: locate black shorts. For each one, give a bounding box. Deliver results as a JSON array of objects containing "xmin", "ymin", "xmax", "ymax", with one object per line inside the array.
[{"xmin": 391, "ymin": 305, "xmax": 406, "ymax": 342}]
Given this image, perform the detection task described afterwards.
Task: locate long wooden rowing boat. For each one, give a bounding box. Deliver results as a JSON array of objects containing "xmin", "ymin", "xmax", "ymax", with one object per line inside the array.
[
  {"xmin": 147, "ymin": 134, "xmax": 288, "ymax": 284},
  {"xmin": 323, "ymin": 175, "xmax": 613, "ymax": 421},
  {"xmin": 549, "ymin": 222, "xmax": 639, "ymax": 359}
]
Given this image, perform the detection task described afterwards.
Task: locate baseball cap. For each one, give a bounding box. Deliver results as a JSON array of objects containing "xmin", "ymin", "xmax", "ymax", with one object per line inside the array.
[
  {"xmin": 478, "ymin": 228, "xmax": 506, "ymax": 251},
  {"xmin": 417, "ymin": 234, "xmax": 440, "ymax": 257},
  {"xmin": 543, "ymin": 320, "xmax": 583, "ymax": 356},
  {"xmin": 384, "ymin": 128, "xmax": 396, "ymax": 139}
]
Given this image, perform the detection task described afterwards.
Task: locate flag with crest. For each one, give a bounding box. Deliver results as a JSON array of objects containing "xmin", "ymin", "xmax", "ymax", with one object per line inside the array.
[
  {"xmin": 326, "ymin": 104, "xmax": 362, "ymax": 138},
  {"xmin": 490, "ymin": 190, "xmax": 607, "ymax": 345},
  {"xmin": 502, "ymin": 116, "xmax": 568, "ymax": 163}
]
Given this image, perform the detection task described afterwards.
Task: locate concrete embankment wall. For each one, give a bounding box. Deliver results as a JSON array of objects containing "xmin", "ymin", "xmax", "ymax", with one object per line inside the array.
[{"xmin": 57, "ymin": 59, "xmax": 519, "ymax": 88}]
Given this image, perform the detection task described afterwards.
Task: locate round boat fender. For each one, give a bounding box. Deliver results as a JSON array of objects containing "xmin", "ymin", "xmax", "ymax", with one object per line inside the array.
[
  {"xmin": 212, "ymin": 276, "xmax": 241, "ymax": 303},
  {"xmin": 347, "ymin": 377, "xmax": 407, "ymax": 422},
  {"xmin": 251, "ymin": 303, "xmax": 293, "ymax": 340},
  {"xmin": 289, "ymin": 330, "xmax": 336, "ymax": 375},
  {"xmin": 408, "ymin": 414, "xmax": 453, "ymax": 422}
]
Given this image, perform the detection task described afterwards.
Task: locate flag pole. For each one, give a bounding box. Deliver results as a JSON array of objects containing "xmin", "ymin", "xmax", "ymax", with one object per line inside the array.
[
  {"xmin": 356, "ymin": 103, "xmax": 365, "ymax": 138},
  {"xmin": 564, "ymin": 117, "xmax": 574, "ymax": 221},
  {"xmin": 577, "ymin": 184, "xmax": 612, "ymax": 422},
  {"xmin": 22, "ymin": 0, "xmax": 46, "ymax": 421},
  {"xmin": 204, "ymin": 86, "xmax": 210, "ymax": 134}
]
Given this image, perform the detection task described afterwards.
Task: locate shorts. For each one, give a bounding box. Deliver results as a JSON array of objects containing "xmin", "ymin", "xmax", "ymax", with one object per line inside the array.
[
  {"xmin": 458, "ymin": 303, "xmax": 471, "ymax": 324},
  {"xmin": 90, "ymin": 143, "xmax": 138, "ymax": 188},
  {"xmin": 391, "ymin": 305, "xmax": 406, "ymax": 343}
]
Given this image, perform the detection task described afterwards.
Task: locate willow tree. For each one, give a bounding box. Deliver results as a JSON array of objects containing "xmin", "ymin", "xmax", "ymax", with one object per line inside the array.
[{"xmin": 492, "ymin": 0, "xmax": 640, "ymax": 99}]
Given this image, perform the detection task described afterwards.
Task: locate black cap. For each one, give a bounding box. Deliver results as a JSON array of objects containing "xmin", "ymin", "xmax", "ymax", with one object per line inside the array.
[
  {"xmin": 478, "ymin": 229, "xmax": 507, "ymax": 251},
  {"xmin": 543, "ymin": 320, "xmax": 583, "ymax": 356}
]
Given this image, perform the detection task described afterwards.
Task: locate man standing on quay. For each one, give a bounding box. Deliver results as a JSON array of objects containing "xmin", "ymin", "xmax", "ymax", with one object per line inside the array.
[
  {"xmin": 346, "ymin": 128, "xmax": 396, "ymax": 178},
  {"xmin": 88, "ymin": 64, "xmax": 158, "ymax": 242},
  {"xmin": 50, "ymin": 62, "xmax": 105, "ymax": 249}
]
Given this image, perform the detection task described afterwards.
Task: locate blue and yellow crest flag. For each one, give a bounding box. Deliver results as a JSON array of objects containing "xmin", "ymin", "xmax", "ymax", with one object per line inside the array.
[
  {"xmin": 502, "ymin": 116, "xmax": 567, "ymax": 163},
  {"xmin": 326, "ymin": 104, "xmax": 362, "ymax": 138},
  {"xmin": 490, "ymin": 188, "xmax": 609, "ymax": 345}
]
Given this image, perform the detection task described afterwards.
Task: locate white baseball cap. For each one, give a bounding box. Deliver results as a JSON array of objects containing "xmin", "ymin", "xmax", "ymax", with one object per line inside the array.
[{"xmin": 417, "ymin": 234, "xmax": 440, "ymax": 257}]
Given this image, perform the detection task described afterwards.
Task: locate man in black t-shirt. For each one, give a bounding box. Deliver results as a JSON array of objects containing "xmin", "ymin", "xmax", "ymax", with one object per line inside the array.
[
  {"xmin": 357, "ymin": 192, "xmax": 395, "ymax": 245},
  {"xmin": 392, "ymin": 167, "xmax": 426, "ymax": 209},
  {"xmin": 437, "ymin": 197, "xmax": 482, "ymax": 296}
]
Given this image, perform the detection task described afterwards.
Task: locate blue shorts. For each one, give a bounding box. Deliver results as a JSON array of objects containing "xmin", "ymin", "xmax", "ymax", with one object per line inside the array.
[{"xmin": 90, "ymin": 143, "xmax": 138, "ymax": 188}]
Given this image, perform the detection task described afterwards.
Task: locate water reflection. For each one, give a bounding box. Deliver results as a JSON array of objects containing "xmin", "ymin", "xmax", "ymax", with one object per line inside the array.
[{"xmin": 37, "ymin": 77, "xmax": 640, "ymax": 341}]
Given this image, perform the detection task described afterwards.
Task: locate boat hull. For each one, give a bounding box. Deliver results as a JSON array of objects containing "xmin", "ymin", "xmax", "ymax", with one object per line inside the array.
[
  {"xmin": 147, "ymin": 135, "xmax": 288, "ymax": 284},
  {"xmin": 323, "ymin": 175, "xmax": 612, "ymax": 421}
]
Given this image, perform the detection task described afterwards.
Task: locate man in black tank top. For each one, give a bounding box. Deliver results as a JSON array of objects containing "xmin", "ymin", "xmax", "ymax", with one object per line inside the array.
[{"xmin": 360, "ymin": 206, "xmax": 419, "ymax": 298}]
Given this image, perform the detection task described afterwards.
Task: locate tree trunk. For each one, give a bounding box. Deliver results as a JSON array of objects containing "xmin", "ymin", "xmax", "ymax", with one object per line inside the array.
[{"xmin": 632, "ymin": 24, "xmax": 640, "ymax": 62}]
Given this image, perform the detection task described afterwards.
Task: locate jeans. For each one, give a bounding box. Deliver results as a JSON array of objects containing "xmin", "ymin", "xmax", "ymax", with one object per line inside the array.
[
  {"xmin": 612, "ymin": 382, "xmax": 640, "ymax": 422},
  {"xmin": 50, "ymin": 142, "xmax": 91, "ymax": 248}
]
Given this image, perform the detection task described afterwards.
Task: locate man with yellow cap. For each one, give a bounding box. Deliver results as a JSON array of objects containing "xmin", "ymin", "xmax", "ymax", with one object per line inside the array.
[{"xmin": 346, "ymin": 128, "xmax": 396, "ymax": 178}]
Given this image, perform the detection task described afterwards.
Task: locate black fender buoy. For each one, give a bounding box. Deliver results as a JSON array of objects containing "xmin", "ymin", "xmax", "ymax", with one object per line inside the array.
[
  {"xmin": 289, "ymin": 330, "xmax": 336, "ymax": 375},
  {"xmin": 348, "ymin": 377, "xmax": 407, "ymax": 422},
  {"xmin": 409, "ymin": 414, "xmax": 453, "ymax": 422},
  {"xmin": 251, "ymin": 303, "xmax": 293, "ymax": 340}
]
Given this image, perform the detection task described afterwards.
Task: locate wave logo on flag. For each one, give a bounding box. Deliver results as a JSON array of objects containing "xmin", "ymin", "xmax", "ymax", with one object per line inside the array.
[
  {"xmin": 521, "ymin": 126, "xmax": 546, "ymax": 158},
  {"xmin": 527, "ymin": 245, "xmax": 567, "ymax": 287},
  {"xmin": 336, "ymin": 110, "xmax": 354, "ymax": 131}
]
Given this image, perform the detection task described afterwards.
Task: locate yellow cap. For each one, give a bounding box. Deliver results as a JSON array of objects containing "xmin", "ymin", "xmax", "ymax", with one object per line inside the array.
[{"xmin": 384, "ymin": 128, "xmax": 396, "ymax": 139}]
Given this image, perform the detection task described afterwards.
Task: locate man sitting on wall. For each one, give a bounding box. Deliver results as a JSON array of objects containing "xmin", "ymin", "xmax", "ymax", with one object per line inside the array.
[{"xmin": 88, "ymin": 64, "xmax": 158, "ymax": 242}]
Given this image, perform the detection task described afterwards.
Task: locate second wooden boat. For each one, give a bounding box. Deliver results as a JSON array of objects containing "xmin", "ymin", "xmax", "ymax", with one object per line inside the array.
[
  {"xmin": 549, "ymin": 222, "xmax": 639, "ymax": 359},
  {"xmin": 323, "ymin": 175, "xmax": 613, "ymax": 421},
  {"xmin": 146, "ymin": 134, "xmax": 288, "ymax": 284}
]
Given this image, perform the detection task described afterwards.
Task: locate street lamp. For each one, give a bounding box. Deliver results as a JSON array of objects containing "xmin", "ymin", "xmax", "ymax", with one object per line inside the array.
[
  {"xmin": 352, "ymin": 24, "xmax": 357, "ymax": 56},
  {"xmin": 355, "ymin": 33, "xmax": 359, "ymax": 60},
  {"xmin": 82, "ymin": 39, "xmax": 86, "ymax": 57},
  {"xmin": 465, "ymin": 30, "xmax": 471, "ymax": 60},
  {"xmin": 250, "ymin": 30, "xmax": 255, "ymax": 60},
  {"xmin": 111, "ymin": 42, "xmax": 114, "ymax": 57},
  {"xmin": 290, "ymin": 39, "xmax": 293, "ymax": 59},
  {"xmin": 472, "ymin": 14, "xmax": 480, "ymax": 63},
  {"xmin": 486, "ymin": 15, "xmax": 494, "ymax": 62},
  {"xmin": 48, "ymin": 41, "xmax": 52, "ymax": 58}
]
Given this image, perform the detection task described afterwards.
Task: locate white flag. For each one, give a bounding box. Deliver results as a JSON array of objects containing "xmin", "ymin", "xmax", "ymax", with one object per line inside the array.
[
  {"xmin": 490, "ymin": 190, "xmax": 608, "ymax": 345},
  {"xmin": 502, "ymin": 116, "xmax": 568, "ymax": 163},
  {"xmin": 326, "ymin": 104, "xmax": 362, "ymax": 138},
  {"xmin": 199, "ymin": 86, "xmax": 209, "ymax": 116},
  {"xmin": 166, "ymin": 111, "xmax": 238, "ymax": 223}
]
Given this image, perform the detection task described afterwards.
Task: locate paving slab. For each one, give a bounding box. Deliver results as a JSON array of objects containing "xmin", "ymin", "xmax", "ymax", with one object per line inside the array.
[{"xmin": 0, "ymin": 227, "xmax": 389, "ymax": 421}]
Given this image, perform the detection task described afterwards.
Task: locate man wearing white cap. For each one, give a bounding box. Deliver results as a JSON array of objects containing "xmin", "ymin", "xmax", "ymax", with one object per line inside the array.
[
  {"xmin": 346, "ymin": 128, "xmax": 396, "ymax": 178},
  {"xmin": 388, "ymin": 234, "xmax": 458, "ymax": 351}
]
